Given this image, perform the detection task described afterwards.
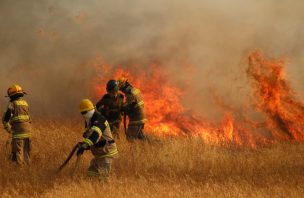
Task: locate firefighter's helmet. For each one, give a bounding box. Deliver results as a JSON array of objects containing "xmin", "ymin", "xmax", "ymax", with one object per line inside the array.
[
  {"xmin": 7, "ymin": 84, "xmax": 25, "ymax": 97},
  {"xmin": 79, "ymin": 99, "xmax": 94, "ymax": 113},
  {"xmin": 117, "ymin": 77, "xmax": 128, "ymax": 89},
  {"xmin": 106, "ymin": 80, "xmax": 119, "ymax": 92}
]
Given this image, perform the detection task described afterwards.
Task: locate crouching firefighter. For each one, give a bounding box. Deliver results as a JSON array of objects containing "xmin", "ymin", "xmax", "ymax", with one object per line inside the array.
[
  {"xmin": 118, "ymin": 77, "xmax": 147, "ymax": 141},
  {"xmin": 2, "ymin": 84, "xmax": 32, "ymax": 166},
  {"xmin": 77, "ymin": 99, "xmax": 118, "ymax": 181},
  {"xmin": 96, "ymin": 80, "xmax": 124, "ymax": 139}
]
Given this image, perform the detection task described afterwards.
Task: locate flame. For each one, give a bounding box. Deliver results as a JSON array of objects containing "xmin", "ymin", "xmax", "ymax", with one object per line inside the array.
[
  {"xmin": 247, "ymin": 50, "xmax": 304, "ymax": 141},
  {"xmin": 90, "ymin": 51, "xmax": 304, "ymax": 148}
]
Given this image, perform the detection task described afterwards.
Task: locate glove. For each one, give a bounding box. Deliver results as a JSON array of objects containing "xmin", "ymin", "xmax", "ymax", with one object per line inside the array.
[
  {"xmin": 3, "ymin": 123, "xmax": 11, "ymax": 133},
  {"xmin": 82, "ymin": 131, "xmax": 90, "ymax": 138},
  {"xmin": 76, "ymin": 142, "xmax": 88, "ymax": 156}
]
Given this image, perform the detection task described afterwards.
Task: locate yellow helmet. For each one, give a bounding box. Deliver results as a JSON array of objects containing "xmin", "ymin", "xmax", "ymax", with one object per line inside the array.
[
  {"xmin": 7, "ymin": 84, "xmax": 25, "ymax": 97},
  {"xmin": 117, "ymin": 77, "xmax": 128, "ymax": 88},
  {"xmin": 79, "ymin": 99, "xmax": 94, "ymax": 113}
]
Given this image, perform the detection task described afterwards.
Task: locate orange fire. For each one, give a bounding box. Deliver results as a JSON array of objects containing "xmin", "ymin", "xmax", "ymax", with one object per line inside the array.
[
  {"xmin": 247, "ymin": 50, "xmax": 304, "ymax": 141},
  {"xmin": 91, "ymin": 51, "xmax": 304, "ymax": 147}
]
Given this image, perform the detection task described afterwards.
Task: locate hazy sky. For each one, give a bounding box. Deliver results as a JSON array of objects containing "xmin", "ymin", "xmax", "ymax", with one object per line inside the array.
[{"xmin": 0, "ymin": 0, "xmax": 303, "ymax": 118}]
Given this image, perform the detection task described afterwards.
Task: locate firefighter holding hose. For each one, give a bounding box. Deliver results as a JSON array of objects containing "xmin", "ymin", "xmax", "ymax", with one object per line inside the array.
[{"xmin": 77, "ymin": 99, "xmax": 118, "ymax": 181}]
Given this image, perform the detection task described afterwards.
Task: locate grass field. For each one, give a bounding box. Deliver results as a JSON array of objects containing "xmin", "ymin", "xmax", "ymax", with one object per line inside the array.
[{"xmin": 0, "ymin": 120, "xmax": 304, "ymax": 197}]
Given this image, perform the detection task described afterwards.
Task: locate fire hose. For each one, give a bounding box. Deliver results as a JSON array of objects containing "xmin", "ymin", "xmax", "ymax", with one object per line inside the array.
[{"xmin": 56, "ymin": 143, "xmax": 80, "ymax": 174}]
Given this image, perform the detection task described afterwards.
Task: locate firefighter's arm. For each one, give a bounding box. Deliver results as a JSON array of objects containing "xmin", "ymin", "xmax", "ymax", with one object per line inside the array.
[
  {"xmin": 96, "ymin": 97, "xmax": 106, "ymax": 112},
  {"xmin": 2, "ymin": 106, "xmax": 13, "ymax": 133},
  {"xmin": 122, "ymin": 101, "xmax": 138, "ymax": 112},
  {"xmin": 83, "ymin": 128, "xmax": 102, "ymax": 146},
  {"xmin": 122, "ymin": 93, "xmax": 137, "ymax": 111},
  {"xmin": 77, "ymin": 127, "xmax": 103, "ymax": 156},
  {"xmin": 96, "ymin": 98, "xmax": 109, "ymax": 117}
]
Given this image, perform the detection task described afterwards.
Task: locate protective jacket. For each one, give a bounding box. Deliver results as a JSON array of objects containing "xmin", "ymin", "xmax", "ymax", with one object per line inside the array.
[
  {"xmin": 122, "ymin": 85, "xmax": 147, "ymax": 125},
  {"xmin": 2, "ymin": 97, "xmax": 31, "ymax": 139},
  {"xmin": 96, "ymin": 93, "xmax": 124, "ymax": 125},
  {"xmin": 82, "ymin": 111, "xmax": 118, "ymax": 158}
]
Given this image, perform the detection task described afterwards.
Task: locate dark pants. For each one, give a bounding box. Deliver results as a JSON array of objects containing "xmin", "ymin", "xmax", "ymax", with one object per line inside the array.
[
  {"xmin": 12, "ymin": 138, "xmax": 31, "ymax": 166},
  {"xmin": 126, "ymin": 124, "xmax": 146, "ymax": 142}
]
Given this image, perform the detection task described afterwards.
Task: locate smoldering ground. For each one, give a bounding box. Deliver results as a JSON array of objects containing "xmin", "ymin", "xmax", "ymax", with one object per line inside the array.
[{"xmin": 0, "ymin": 0, "xmax": 304, "ymax": 118}]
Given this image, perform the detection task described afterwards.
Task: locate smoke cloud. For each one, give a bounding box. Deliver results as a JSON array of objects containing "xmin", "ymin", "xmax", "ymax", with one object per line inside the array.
[{"xmin": 0, "ymin": 0, "xmax": 303, "ymax": 118}]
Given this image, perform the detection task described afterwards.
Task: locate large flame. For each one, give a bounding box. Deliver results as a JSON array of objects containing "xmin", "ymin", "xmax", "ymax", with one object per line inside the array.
[
  {"xmin": 247, "ymin": 50, "xmax": 304, "ymax": 141},
  {"xmin": 90, "ymin": 51, "xmax": 304, "ymax": 147}
]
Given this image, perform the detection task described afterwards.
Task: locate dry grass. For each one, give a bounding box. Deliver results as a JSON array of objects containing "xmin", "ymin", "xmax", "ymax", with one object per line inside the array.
[{"xmin": 1, "ymin": 120, "xmax": 304, "ymax": 197}]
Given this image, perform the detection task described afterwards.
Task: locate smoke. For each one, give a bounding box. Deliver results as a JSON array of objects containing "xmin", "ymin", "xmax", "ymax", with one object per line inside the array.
[{"xmin": 0, "ymin": 0, "xmax": 304, "ymax": 118}]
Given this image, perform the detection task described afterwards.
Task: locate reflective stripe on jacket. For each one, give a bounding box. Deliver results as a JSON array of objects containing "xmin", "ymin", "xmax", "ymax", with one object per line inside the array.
[
  {"xmin": 83, "ymin": 111, "xmax": 118, "ymax": 158},
  {"xmin": 10, "ymin": 99, "xmax": 30, "ymax": 123}
]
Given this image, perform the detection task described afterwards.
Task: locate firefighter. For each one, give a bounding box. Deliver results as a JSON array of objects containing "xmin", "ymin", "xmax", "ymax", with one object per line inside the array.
[
  {"xmin": 2, "ymin": 84, "xmax": 32, "ymax": 166},
  {"xmin": 77, "ymin": 99, "xmax": 118, "ymax": 181},
  {"xmin": 117, "ymin": 77, "xmax": 147, "ymax": 141},
  {"xmin": 96, "ymin": 80, "xmax": 124, "ymax": 139}
]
